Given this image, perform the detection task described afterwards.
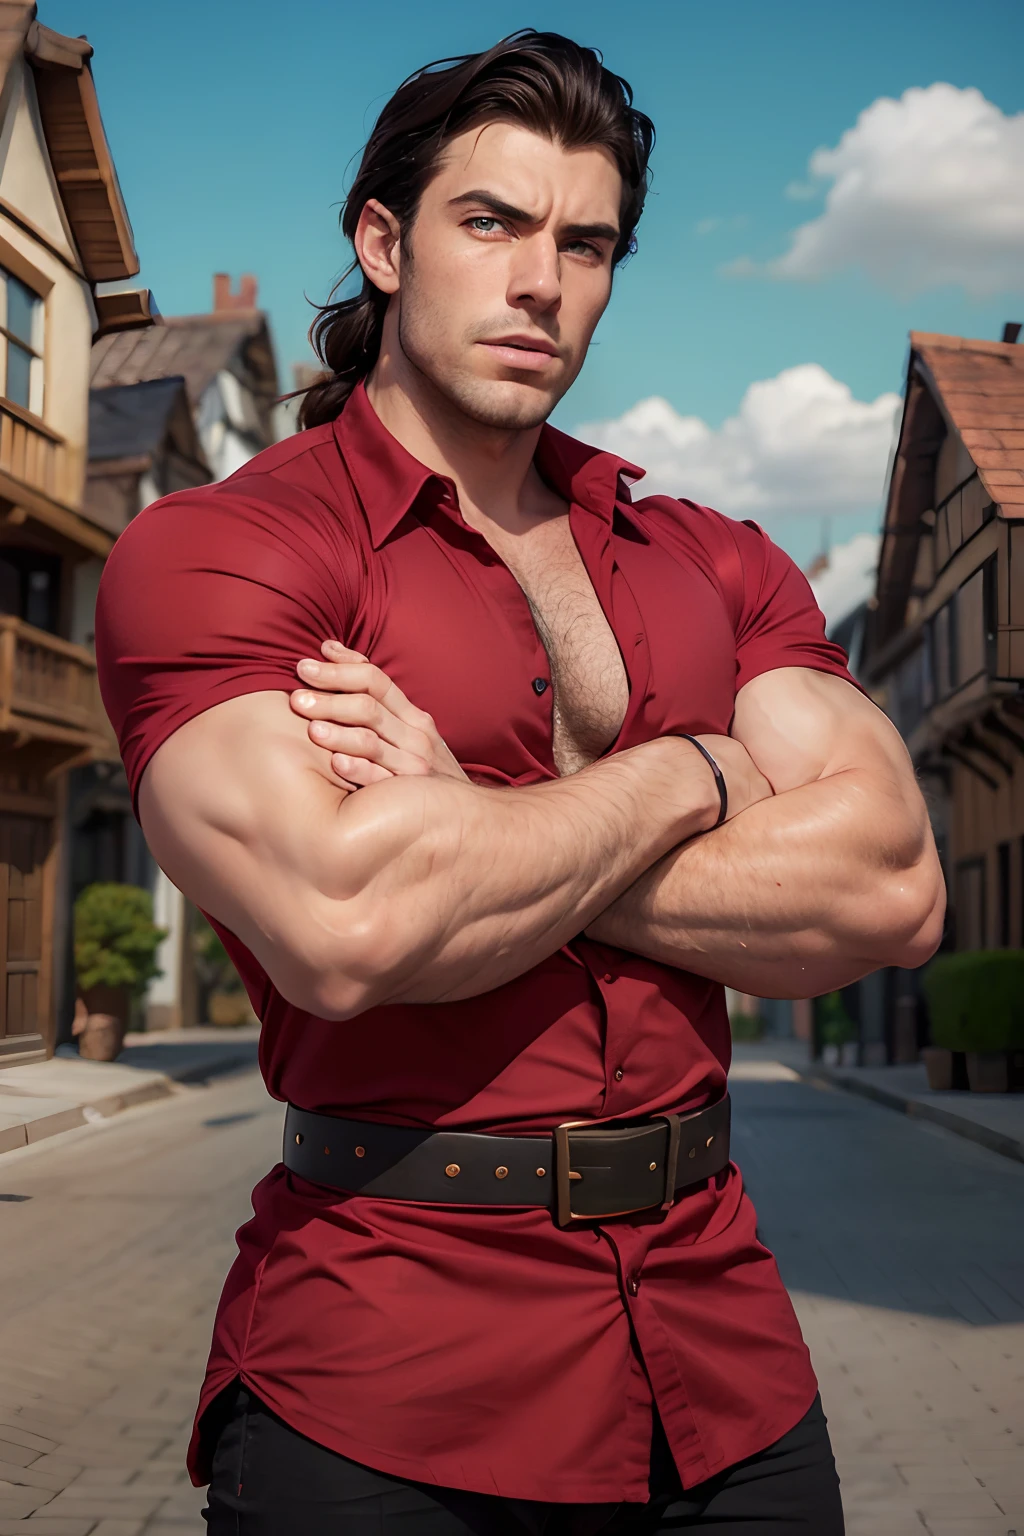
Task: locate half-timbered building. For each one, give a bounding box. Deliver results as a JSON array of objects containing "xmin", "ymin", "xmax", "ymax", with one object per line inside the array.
[
  {"xmin": 860, "ymin": 327, "xmax": 1024, "ymax": 1056},
  {"xmin": 0, "ymin": 8, "xmax": 150, "ymax": 1063}
]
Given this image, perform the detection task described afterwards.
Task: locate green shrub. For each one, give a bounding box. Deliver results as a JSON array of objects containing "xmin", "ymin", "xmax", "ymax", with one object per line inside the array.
[
  {"xmin": 192, "ymin": 912, "xmax": 238, "ymax": 991},
  {"xmin": 817, "ymin": 991, "xmax": 857, "ymax": 1047},
  {"xmin": 74, "ymin": 883, "xmax": 167, "ymax": 997},
  {"xmin": 923, "ymin": 951, "xmax": 1024, "ymax": 1052},
  {"xmin": 729, "ymin": 1012, "xmax": 763, "ymax": 1041}
]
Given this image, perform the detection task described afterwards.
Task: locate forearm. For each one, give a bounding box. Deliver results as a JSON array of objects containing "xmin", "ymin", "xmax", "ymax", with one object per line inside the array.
[
  {"xmin": 303, "ymin": 737, "xmax": 718, "ymax": 1015},
  {"xmin": 586, "ymin": 768, "xmax": 945, "ymax": 996}
]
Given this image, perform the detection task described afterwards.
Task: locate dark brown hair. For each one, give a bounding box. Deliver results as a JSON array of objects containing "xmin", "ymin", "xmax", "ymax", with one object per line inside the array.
[{"xmin": 299, "ymin": 29, "xmax": 655, "ymax": 429}]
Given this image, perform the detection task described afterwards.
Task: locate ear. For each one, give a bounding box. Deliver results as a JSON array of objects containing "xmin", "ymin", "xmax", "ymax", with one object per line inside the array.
[{"xmin": 354, "ymin": 199, "xmax": 402, "ymax": 295}]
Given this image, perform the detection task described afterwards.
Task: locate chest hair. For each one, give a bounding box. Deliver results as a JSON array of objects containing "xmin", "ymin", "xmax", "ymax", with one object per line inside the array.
[{"xmin": 491, "ymin": 516, "xmax": 629, "ymax": 776}]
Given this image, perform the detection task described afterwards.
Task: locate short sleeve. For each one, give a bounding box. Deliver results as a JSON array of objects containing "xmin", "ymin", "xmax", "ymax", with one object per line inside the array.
[
  {"xmin": 724, "ymin": 517, "xmax": 857, "ymax": 693},
  {"xmin": 95, "ymin": 480, "xmax": 359, "ymax": 816}
]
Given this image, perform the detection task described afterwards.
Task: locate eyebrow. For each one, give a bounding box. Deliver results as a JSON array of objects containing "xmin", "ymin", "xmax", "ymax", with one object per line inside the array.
[{"xmin": 448, "ymin": 189, "xmax": 619, "ymax": 245}]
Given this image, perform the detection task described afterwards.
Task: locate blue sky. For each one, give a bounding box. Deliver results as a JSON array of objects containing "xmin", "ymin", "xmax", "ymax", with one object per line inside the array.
[{"xmin": 47, "ymin": 0, "xmax": 1024, "ymax": 563}]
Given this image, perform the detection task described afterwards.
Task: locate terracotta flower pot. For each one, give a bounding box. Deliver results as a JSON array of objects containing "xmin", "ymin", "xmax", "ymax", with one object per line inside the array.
[
  {"xmin": 922, "ymin": 1047, "xmax": 955, "ymax": 1091},
  {"xmin": 207, "ymin": 988, "xmax": 255, "ymax": 1028},
  {"xmin": 965, "ymin": 1050, "xmax": 1010, "ymax": 1094},
  {"xmin": 72, "ymin": 986, "xmax": 131, "ymax": 1062}
]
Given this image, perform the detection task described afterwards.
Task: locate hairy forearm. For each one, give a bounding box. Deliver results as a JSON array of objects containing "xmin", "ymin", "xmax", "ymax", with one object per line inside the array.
[
  {"xmin": 299, "ymin": 738, "xmax": 717, "ymax": 1015},
  {"xmin": 585, "ymin": 768, "xmax": 945, "ymax": 997}
]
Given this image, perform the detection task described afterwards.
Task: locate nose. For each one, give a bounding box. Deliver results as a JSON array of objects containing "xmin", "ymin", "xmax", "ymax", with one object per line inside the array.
[{"xmin": 506, "ymin": 232, "xmax": 561, "ymax": 314}]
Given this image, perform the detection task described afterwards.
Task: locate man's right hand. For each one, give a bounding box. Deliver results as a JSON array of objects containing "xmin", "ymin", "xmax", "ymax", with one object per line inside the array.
[{"xmin": 288, "ymin": 645, "xmax": 772, "ymax": 831}]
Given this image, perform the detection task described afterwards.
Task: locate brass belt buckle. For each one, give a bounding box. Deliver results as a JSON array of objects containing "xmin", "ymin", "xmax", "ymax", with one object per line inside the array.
[
  {"xmin": 553, "ymin": 1120, "xmax": 592, "ymax": 1227},
  {"xmin": 553, "ymin": 1118, "xmax": 676, "ymax": 1228}
]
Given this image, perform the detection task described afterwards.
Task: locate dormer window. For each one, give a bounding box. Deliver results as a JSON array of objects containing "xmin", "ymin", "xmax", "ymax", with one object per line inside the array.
[{"xmin": 0, "ymin": 268, "xmax": 44, "ymax": 415}]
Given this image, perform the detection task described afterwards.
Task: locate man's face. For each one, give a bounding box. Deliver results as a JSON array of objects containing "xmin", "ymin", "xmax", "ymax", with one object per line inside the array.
[{"xmin": 391, "ymin": 122, "xmax": 622, "ymax": 430}]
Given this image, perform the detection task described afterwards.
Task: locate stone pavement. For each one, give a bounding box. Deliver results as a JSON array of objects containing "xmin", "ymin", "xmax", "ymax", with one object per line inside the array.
[
  {"xmin": 737, "ymin": 1035, "xmax": 1024, "ymax": 1165},
  {"xmin": 730, "ymin": 1054, "xmax": 1024, "ymax": 1536},
  {"xmin": 0, "ymin": 1067, "xmax": 282, "ymax": 1534},
  {"xmin": 0, "ymin": 1052, "xmax": 1021, "ymax": 1532},
  {"xmin": 0, "ymin": 1029, "xmax": 260, "ymax": 1156}
]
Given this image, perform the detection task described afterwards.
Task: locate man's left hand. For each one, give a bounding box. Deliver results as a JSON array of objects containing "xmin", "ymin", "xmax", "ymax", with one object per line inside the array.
[{"xmin": 291, "ymin": 641, "xmax": 469, "ymax": 789}]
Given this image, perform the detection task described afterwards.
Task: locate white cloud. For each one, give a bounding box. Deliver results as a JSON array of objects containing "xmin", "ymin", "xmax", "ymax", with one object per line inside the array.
[
  {"xmin": 808, "ymin": 532, "xmax": 881, "ymax": 630},
  {"xmin": 696, "ymin": 214, "xmax": 747, "ymax": 236},
  {"xmin": 575, "ymin": 365, "xmax": 900, "ymax": 520},
  {"xmin": 764, "ymin": 84, "xmax": 1024, "ymax": 297}
]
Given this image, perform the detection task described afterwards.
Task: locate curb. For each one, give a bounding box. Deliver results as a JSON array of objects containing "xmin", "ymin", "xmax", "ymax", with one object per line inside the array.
[
  {"xmin": 794, "ymin": 1060, "xmax": 1024, "ymax": 1166},
  {"xmin": 0, "ymin": 1044, "xmax": 258, "ymax": 1157}
]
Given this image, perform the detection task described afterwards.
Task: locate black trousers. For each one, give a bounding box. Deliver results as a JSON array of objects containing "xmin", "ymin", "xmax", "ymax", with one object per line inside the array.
[{"xmin": 203, "ymin": 1383, "xmax": 844, "ymax": 1534}]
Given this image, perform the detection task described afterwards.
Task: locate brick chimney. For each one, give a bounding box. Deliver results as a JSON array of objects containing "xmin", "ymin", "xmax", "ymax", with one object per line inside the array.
[{"xmin": 213, "ymin": 273, "xmax": 259, "ymax": 312}]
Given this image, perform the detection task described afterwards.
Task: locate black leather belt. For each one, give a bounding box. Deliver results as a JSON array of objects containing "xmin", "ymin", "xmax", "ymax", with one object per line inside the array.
[{"xmin": 283, "ymin": 1096, "xmax": 730, "ymax": 1227}]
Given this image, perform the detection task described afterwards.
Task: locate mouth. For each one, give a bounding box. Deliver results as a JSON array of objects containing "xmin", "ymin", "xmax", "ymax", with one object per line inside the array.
[{"xmin": 477, "ymin": 336, "xmax": 560, "ymax": 373}]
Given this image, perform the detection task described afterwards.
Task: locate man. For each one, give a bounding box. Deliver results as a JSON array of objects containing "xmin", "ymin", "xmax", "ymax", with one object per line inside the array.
[{"xmin": 95, "ymin": 30, "xmax": 944, "ymax": 1535}]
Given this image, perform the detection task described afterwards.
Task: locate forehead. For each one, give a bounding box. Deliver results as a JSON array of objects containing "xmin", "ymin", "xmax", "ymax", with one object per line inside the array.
[{"xmin": 427, "ymin": 120, "xmax": 622, "ymax": 223}]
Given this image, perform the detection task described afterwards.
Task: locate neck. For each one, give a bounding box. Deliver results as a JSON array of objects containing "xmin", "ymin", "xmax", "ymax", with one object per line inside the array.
[{"xmin": 364, "ymin": 332, "xmax": 558, "ymax": 536}]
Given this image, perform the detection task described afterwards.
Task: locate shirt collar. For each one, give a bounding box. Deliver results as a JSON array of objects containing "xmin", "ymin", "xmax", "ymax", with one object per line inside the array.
[{"xmin": 333, "ymin": 380, "xmax": 649, "ymax": 548}]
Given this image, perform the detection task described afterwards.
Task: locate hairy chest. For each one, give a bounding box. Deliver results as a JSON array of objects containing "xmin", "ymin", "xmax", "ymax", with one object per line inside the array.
[{"xmin": 354, "ymin": 515, "xmax": 738, "ymax": 782}]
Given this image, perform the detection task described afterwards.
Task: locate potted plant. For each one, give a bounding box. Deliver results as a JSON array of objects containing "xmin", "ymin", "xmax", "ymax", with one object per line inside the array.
[
  {"xmin": 729, "ymin": 1011, "xmax": 763, "ymax": 1042},
  {"xmin": 817, "ymin": 992, "xmax": 858, "ymax": 1066},
  {"xmin": 73, "ymin": 883, "xmax": 167, "ymax": 1061},
  {"xmin": 922, "ymin": 951, "xmax": 1024, "ymax": 1093},
  {"xmin": 192, "ymin": 913, "xmax": 255, "ymax": 1027}
]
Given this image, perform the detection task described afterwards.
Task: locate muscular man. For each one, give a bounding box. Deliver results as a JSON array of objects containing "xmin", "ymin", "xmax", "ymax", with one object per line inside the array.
[{"xmin": 95, "ymin": 30, "xmax": 943, "ymax": 1535}]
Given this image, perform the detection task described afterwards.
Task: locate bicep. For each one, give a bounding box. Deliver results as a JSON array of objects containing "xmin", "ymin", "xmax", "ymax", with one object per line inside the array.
[
  {"xmin": 732, "ymin": 667, "xmax": 918, "ymax": 801},
  {"xmin": 138, "ymin": 691, "xmax": 357, "ymax": 1005}
]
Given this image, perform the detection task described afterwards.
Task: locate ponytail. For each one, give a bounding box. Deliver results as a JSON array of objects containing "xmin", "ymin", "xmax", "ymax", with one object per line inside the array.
[{"xmin": 299, "ymin": 272, "xmax": 388, "ymax": 429}]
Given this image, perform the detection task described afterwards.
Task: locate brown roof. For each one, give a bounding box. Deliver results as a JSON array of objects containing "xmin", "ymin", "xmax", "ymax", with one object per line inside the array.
[
  {"xmin": 911, "ymin": 331, "xmax": 1024, "ymax": 512},
  {"xmin": 0, "ymin": 11, "xmax": 141, "ymax": 282},
  {"xmin": 90, "ymin": 311, "xmax": 278, "ymax": 407}
]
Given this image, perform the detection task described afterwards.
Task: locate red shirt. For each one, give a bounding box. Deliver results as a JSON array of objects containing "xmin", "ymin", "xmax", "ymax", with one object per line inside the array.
[{"xmin": 96, "ymin": 383, "xmax": 853, "ymax": 1502}]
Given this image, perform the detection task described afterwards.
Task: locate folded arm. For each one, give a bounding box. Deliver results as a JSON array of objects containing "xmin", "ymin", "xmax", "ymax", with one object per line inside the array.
[
  {"xmin": 585, "ymin": 667, "xmax": 945, "ymax": 997},
  {"xmin": 138, "ymin": 690, "xmax": 725, "ymax": 1020}
]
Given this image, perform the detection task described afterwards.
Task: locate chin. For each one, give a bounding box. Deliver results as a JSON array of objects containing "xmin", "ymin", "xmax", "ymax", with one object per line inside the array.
[{"xmin": 443, "ymin": 373, "xmax": 562, "ymax": 432}]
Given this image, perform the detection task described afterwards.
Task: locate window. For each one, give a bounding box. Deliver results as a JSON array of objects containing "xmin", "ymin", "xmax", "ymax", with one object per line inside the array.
[
  {"xmin": 931, "ymin": 602, "xmax": 957, "ymax": 700},
  {"xmin": 954, "ymin": 857, "xmax": 986, "ymax": 951},
  {"xmin": 0, "ymin": 549, "xmax": 59, "ymax": 633},
  {"xmin": 982, "ymin": 556, "xmax": 999, "ymax": 676},
  {"xmin": 0, "ymin": 268, "xmax": 43, "ymax": 414},
  {"xmin": 956, "ymin": 569, "xmax": 986, "ymax": 684},
  {"xmin": 997, "ymin": 841, "xmax": 1011, "ymax": 948}
]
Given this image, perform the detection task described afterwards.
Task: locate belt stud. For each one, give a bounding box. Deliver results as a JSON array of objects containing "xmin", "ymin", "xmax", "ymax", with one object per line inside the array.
[{"xmin": 445, "ymin": 1163, "xmax": 461, "ymax": 1178}]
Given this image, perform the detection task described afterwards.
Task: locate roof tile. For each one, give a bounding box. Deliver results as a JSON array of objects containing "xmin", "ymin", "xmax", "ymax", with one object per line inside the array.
[{"xmin": 90, "ymin": 312, "xmax": 270, "ymax": 405}]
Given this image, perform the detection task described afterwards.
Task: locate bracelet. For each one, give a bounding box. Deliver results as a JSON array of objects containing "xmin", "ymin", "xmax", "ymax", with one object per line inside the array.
[{"xmin": 678, "ymin": 734, "xmax": 728, "ymax": 829}]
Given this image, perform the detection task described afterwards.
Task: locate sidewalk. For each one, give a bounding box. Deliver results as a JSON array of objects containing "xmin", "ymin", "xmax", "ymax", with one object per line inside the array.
[
  {"xmin": 732, "ymin": 1036, "xmax": 1024, "ymax": 1164},
  {"xmin": 0, "ymin": 1024, "xmax": 260, "ymax": 1156}
]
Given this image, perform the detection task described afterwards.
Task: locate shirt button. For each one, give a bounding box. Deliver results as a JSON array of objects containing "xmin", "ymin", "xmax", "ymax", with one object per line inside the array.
[
  {"xmin": 627, "ymin": 1272, "xmax": 640, "ymax": 1296},
  {"xmin": 603, "ymin": 973, "xmax": 613, "ymax": 983},
  {"xmin": 614, "ymin": 1068, "xmax": 624, "ymax": 1082},
  {"xmin": 532, "ymin": 677, "xmax": 549, "ymax": 695}
]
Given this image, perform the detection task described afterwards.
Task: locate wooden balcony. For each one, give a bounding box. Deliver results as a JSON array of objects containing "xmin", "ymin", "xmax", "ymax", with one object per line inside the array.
[
  {"xmin": 0, "ymin": 400, "xmax": 74, "ymax": 506},
  {"xmin": 0, "ymin": 616, "xmax": 110, "ymax": 755}
]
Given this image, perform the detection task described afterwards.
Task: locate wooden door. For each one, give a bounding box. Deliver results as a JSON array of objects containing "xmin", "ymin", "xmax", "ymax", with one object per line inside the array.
[{"xmin": 0, "ymin": 812, "xmax": 53, "ymax": 1058}]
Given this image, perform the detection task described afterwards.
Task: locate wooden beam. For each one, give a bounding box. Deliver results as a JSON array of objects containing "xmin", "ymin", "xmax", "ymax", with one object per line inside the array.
[{"xmin": 0, "ymin": 468, "xmax": 113, "ymax": 557}]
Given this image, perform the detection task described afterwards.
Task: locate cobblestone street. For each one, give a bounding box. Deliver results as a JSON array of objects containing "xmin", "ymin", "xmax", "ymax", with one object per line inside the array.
[{"xmin": 0, "ymin": 1058, "xmax": 1022, "ymax": 1534}]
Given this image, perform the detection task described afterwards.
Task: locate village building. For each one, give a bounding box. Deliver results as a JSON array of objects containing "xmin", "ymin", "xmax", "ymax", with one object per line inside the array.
[
  {"xmin": 87, "ymin": 277, "xmax": 283, "ymax": 1030},
  {"xmin": 0, "ymin": 8, "xmax": 154, "ymax": 1065},
  {"xmin": 857, "ymin": 326, "xmax": 1024, "ymax": 1061}
]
